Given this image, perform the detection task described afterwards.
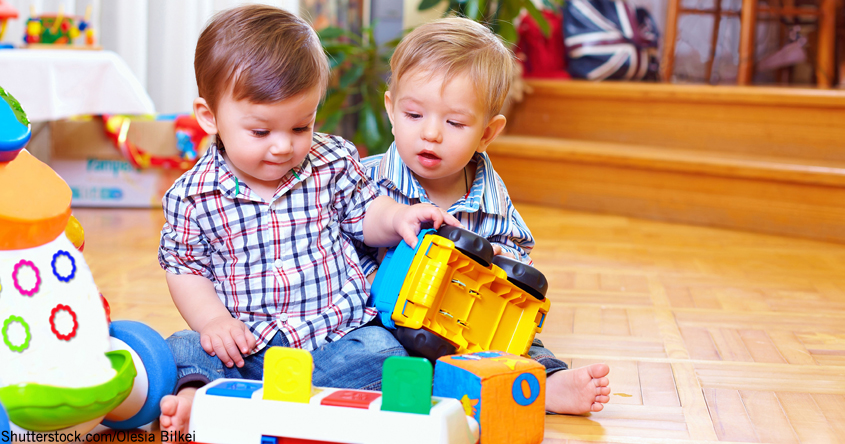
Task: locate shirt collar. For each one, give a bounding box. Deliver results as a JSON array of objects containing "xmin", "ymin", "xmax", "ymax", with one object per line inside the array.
[
  {"xmin": 374, "ymin": 143, "xmax": 510, "ymax": 217},
  {"xmin": 181, "ymin": 133, "xmax": 347, "ymax": 200}
]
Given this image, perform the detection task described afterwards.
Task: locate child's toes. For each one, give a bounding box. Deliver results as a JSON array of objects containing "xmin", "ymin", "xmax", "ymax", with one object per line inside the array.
[
  {"xmin": 598, "ymin": 385, "xmax": 611, "ymax": 396},
  {"xmin": 597, "ymin": 395, "xmax": 610, "ymax": 404},
  {"xmin": 591, "ymin": 402, "xmax": 605, "ymax": 412}
]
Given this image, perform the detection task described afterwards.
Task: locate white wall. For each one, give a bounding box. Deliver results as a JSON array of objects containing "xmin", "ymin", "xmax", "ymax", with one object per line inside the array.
[{"xmin": 3, "ymin": 0, "xmax": 298, "ymax": 114}]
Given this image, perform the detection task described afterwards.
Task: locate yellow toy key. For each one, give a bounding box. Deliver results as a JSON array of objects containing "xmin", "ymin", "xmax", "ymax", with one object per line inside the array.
[{"xmin": 263, "ymin": 347, "xmax": 313, "ymax": 403}]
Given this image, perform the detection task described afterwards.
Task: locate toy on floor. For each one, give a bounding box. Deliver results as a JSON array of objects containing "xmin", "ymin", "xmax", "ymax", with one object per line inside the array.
[
  {"xmin": 0, "ymin": 1, "xmax": 19, "ymax": 49},
  {"xmin": 191, "ymin": 348, "xmax": 480, "ymax": 444},
  {"xmin": 0, "ymin": 86, "xmax": 176, "ymax": 437},
  {"xmin": 370, "ymin": 226, "xmax": 551, "ymax": 361},
  {"xmin": 434, "ymin": 351, "xmax": 546, "ymax": 444},
  {"xmin": 23, "ymin": 4, "xmax": 96, "ymax": 47}
]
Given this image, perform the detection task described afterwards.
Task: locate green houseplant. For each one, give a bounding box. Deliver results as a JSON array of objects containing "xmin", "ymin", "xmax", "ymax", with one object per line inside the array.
[
  {"xmin": 317, "ymin": 26, "xmax": 396, "ymax": 156},
  {"xmin": 417, "ymin": 0, "xmax": 555, "ymax": 44}
]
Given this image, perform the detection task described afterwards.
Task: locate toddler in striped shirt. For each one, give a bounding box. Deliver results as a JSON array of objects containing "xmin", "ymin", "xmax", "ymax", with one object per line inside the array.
[{"xmin": 360, "ymin": 17, "xmax": 611, "ymax": 415}]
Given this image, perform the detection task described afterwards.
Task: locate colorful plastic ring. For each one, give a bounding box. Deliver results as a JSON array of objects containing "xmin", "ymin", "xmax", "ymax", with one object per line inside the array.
[
  {"xmin": 2, "ymin": 315, "xmax": 31, "ymax": 352},
  {"xmin": 12, "ymin": 260, "xmax": 41, "ymax": 296},
  {"xmin": 51, "ymin": 250, "xmax": 77, "ymax": 282},
  {"xmin": 49, "ymin": 304, "xmax": 79, "ymax": 341}
]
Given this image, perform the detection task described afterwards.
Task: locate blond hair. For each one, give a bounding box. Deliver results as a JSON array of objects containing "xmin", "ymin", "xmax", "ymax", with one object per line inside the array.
[
  {"xmin": 389, "ymin": 17, "xmax": 515, "ymax": 120},
  {"xmin": 194, "ymin": 4, "xmax": 329, "ymax": 113}
]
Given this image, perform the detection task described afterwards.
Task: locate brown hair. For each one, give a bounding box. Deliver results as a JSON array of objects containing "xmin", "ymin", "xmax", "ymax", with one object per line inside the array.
[
  {"xmin": 194, "ymin": 4, "xmax": 329, "ymax": 113},
  {"xmin": 389, "ymin": 17, "xmax": 515, "ymax": 120}
]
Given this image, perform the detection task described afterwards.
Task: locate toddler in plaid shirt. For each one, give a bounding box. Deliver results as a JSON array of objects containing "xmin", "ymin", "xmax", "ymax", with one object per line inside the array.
[{"xmin": 157, "ymin": 5, "xmax": 459, "ymax": 433}]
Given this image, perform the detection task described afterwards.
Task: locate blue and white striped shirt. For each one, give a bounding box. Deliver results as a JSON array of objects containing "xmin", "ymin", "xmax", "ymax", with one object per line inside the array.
[{"xmin": 359, "ymin": 143, "xmax": 534, "ymax": 275}]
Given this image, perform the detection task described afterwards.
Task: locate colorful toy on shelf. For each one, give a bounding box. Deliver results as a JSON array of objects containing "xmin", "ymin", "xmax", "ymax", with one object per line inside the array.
[
  {"xmin": 434, "ymin": 351, "xmax": 546, "ymax": 444},
  {"xmin": 190, "ymin": 348, "xmax": 480, "ymax": 444},
  {"xmin": 370, "ymin": 226, "xmax": 551, "ymax": 361},
  {"xmin": 0, "ymin": 0, "xmax": 19, "ymax": 48},
  {"xmin": 0, "ymin": 86, "xmax": 176, "ymax": 437},
  {"xmin": 23, "ymin": 5, "xmax": 96, "ymax": 48},
  {"xmin": 102, "ymin": 114, "xmax": 208, "ymax": 170}
]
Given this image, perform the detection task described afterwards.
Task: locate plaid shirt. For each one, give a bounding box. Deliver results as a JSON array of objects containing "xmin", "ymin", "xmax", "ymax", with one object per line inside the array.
[
  {"xmin": 159, "ymin": 133, "xmax": 378, "ymax": 353},
  {"xmin": 359, "ymin": 142, "xmax": 534, "ymax": 275}
]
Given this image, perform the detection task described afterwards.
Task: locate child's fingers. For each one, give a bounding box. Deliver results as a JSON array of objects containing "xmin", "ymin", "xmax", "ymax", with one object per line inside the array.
[
  {"xmin": 232, "ymin": 328, "xmax": 251, "ymax": 356},
  {"xmin": 439, "ymin": 209, "xmax": 462, "ymax": 228},
  {"xmin": 401, "ymin": 228, "xmax": 419, "ymax": 249},
  {"xmin": 200, "ymin": 334, "xmax": 215, "ymax": 357},
  {"xmin": 222, "ymin": 334, "xmax": 245, "ymax": 368},
  {"xmin": 209, "ymin": 336, "xmax": 233, "ymax": 367},
  {"xmin": 244, "ymin": 324, "xmax": 257, "ymax": 350}
]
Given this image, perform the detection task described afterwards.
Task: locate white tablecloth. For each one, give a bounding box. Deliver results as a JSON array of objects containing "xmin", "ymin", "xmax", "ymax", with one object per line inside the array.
[{"xmin": 0, "ymin": 49, "xmax": 155, "ymax": 122}]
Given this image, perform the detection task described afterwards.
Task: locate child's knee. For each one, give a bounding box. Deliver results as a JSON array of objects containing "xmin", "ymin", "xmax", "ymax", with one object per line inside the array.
[
  {"xmin": 166, "ymin": 330, "xmax": 205, "ymax": 362},
  {"xmin": 356, "ymin": 326, "xmax": 407, "ymax": 355}
]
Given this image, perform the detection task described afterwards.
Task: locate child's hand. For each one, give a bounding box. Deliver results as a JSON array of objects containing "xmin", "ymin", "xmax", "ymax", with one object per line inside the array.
[
  {"xmin": 199, "ymin": 315, "xmax": 257, "ymax": 368},
  {"xmin": 394, "ymin": 203, "xmax": 462, "ymax": 248},
  {"xmin": 492, "ymin": 244, "xmax": 517, "ymax": 259}
]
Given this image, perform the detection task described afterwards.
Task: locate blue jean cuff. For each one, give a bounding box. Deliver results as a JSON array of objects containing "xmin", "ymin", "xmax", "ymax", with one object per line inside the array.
[{"xmin": 174, "ymin": 373, "xmax": 211, "ymax": 394}]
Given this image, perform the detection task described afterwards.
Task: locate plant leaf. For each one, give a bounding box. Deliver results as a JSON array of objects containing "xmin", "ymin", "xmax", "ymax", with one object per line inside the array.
[
  {"xmin": 358, "ymin": 103, "xmax": 383, "ymax": 151},
  {"xmin": 419, "ymin": 0, "xmax": 443, "ymax": 10},
  {"xmin": 318, "ymin": 26, "xmax": 346, "ymax": 40},
  {"xmin": 318, "ymin": 110, "xmax": 344, "ymax": 134},
  {"xmin": 317, "ymin": 89, "xmax": 348, "ymax": 122},
  {"xmin": 525, "ymin": 0, "xmax": 551, "ymax": 37},
  {"xmin": 339, "ymin": 64, "xmax": 365, "ymax": 89},
  {"xmin": 497, "ymin": 20, "xmax": 518, "ymax": 45},
  {"xmin": 327, "ymin": 51, "xmax": 347, "ymax": 70}
]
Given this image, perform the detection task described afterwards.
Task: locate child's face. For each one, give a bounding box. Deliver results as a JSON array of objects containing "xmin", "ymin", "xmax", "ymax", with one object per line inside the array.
[
  {"xmin": 385, "ymin": 70, "xmax": 504, "ymax": 188},
  {"xmin": 195, "ymin": 85, "xmax": 322, "ymax": 194}
]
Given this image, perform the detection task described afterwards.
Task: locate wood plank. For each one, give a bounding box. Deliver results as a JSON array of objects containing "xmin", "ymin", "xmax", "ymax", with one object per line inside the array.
[
  {"xmin": 767, "ymin": 330, "xmax": 818, "ymax": 365},
  {"xmin": 679, "ymin": 327, "xmax": 721, "ymax": 361},
  {"xmin": 696, "ymin": 362, "xmax": 845, "ymax": 394},
  {"xmin": 776, "ymin": 392, "xmax": 840, "ymax": 443},
  {"xmin": 672, "ymin": 363, "xmax": 719, "ymax": 441},
  {"xmin": 709, "ymin": 328, "xmax": 754, "ymax": 362},
  {"xmin": 627, "ymin": 309, "xmax": 661, "ymax": 338},
  {"xmin": 738, "ymin": 391, "xmax": 799, "ymax": 444},
  {"xmin": 674, "ymin": 310, "xmax": 845, "ymax": 335},
  {"xmin": 811, "ymin": 394, "xmax": 845, "ymax": 440},
  {"xmin": 541, "ymin": 335, "xmax": 667, "ymax": 360},
  {"xmin": 638, "ymin": 362, "xmax": 680, "ymax": 407},
  {"xmin": 602, "ymin": 309, "xmax": 631, "ymax": 336},
  {"xmin": 738, "ymin": 330, "xmax": 788, "ymax": 364},
  {"xmin": 702, "ymin": 388, "xmax": 759, "ymax": 442},
  {"xmin": 506, "ymin": 81, "xmax": 845, "ymax": 162},
  {"xmin": 573, "ymin": 307, "xmax": 604, "ymax": 336},
  {"xmin": 491, "ymin": 135, "xmax": 845, "ymax": 187}
]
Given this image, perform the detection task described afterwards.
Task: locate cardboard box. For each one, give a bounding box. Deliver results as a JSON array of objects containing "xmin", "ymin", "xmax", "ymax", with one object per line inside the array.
[{"xmin": 50, "ymin": 117, "xmax": 186, "ymax": 208}]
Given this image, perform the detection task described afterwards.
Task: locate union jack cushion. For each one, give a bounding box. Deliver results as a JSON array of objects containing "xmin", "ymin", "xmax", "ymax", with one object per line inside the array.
[{"xmin": 563, "ymin": 0, "xmax": 659, "ymax": 81}]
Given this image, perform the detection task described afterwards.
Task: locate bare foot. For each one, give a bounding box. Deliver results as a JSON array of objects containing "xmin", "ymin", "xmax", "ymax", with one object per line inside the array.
[
  {"xmin": 159, "ymin": 387, "xmax": 197, "ymax": 435},
  {"xmin": 545, "ymin": 363, "xmax": 610, "ymax": 414}
]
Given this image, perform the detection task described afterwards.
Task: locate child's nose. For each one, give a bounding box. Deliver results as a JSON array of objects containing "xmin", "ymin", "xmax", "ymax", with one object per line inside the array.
[
  {"xmin": 270, "ymin": 137, "xmax": 294, "ymax": 155},
  {"xmin": 422, "ymin": 122, "xmax": 442, "ymax": 143}
]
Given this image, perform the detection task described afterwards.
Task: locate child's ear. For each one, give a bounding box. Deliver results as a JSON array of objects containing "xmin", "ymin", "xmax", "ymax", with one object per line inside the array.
[
  {"xmin": 193, "ymin": 98, "xmax": 219, "ymax": 135},
  {"xmin": 476, "ymin": 114, "xmax": 507, "ymax": 153},
  {"xmin": 384, "ymin": 91, "xmax": 396, "ymax": 136}
]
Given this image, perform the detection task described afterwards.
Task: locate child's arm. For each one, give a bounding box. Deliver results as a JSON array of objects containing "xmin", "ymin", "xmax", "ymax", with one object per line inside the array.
[
  {"xmin": 165, "ymin": 273, "xmax": 256, "ymax": 368},
  {"xmin": 362, "ymin": 196, "xmax": 461, "ymax": 248}
]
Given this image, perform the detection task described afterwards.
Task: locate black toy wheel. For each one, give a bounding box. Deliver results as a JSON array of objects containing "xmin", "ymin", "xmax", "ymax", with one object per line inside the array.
[
  {"xmin": 492, "ymin": 255, "xmax": 548, "ymax": 300},
  {"xmin": 436, "ymin": 226, "xmax": 494, "ymax": 267},
  {"xmin": 393, "ymin": 327, "xmax": 457, "ymax": 362}
]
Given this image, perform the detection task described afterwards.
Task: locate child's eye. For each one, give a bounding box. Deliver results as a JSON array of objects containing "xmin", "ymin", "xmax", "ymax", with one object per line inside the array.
[
  {"xmin": 405, "ymin": 112, "xmax": 421, "ymax": 119},
  {"xmin": 448, "ymin": 121, "xmax": 465, "ymax": 128},
  {"xmin": 293, "ymin": 126, "xmax": 312, "ymax": 133},
  {"xmin": 251, "ymin": 130, "xmax": 269, "ymax": 137}
]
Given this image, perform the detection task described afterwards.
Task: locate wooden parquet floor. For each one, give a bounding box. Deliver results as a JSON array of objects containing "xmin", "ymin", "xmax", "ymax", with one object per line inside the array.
[{"xmin": 74, "ymin": 204, "xmax": 845, "ymax": 444}]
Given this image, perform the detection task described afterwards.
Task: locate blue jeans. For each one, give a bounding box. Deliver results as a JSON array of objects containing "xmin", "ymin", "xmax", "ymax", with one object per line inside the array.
[
  {"xmin": 528, "ymin": 338, "xmax": 568, "ymax": 376},
  {"xmin": 167, "ymin": 325, "xmax": 408, "ymax": 393}
]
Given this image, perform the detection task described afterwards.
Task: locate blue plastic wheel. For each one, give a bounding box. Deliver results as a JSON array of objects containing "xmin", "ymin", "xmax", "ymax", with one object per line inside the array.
[
  {"xmin": 102, "ymin": 320, "xmax": 176, "ymax": 430},
  {"xmin": 0, "ymin": 402, "xmax": 10, "ymax": 435}
]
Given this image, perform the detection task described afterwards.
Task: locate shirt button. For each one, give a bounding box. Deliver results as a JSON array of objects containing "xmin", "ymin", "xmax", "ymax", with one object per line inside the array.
[
  {"xmin": 274, "ymin": 259, "xmax": 283, "ymax": 268},
  {"xmin": 278, "ymin": 313, "xmax": 289, "ymax": 322}
]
